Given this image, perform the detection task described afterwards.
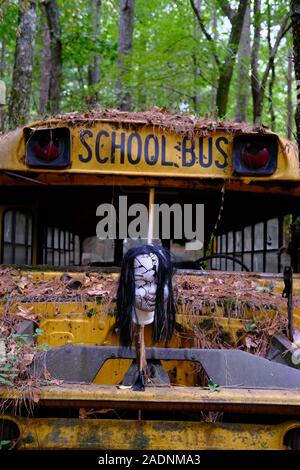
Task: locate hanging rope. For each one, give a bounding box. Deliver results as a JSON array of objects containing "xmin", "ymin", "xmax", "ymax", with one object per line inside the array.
[{"xmin": 206, "ymin": 183, "xmax": 225, "ymax": 256}]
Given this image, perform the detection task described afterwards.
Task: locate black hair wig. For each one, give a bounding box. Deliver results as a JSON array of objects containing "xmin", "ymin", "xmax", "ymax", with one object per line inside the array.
[{"xmin": 116, "ymin": 244, "xmax": 176, "ymax": 347}]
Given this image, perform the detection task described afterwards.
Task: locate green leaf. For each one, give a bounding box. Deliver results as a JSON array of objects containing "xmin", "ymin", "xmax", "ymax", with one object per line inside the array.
[
  {"xmin": 0, "ymin": 440, "xmax": 11, "ymax": 449},
  {"xmin": 0, "ymin": 372, "xmax": 18, "ymax": 377},
  {"xmin": 12, "ymin": 333, "xmax": 29, "ymax": 344},
  {"xmin": 0, "ymin": 376, "xmax": 14, "ymax": 386},
  {"xmin": 87, "ymin": 308, "xmax": 96, "ymax": 318},
  {"xmin": 0, "ymin": 364, "xmax": 18, "ymax": 372},
  {"xmin": 207, "ymin": 379, "xmax": 220, "ymax": 392},
  {"xmin": 245, "ymin": 321, "xmax": 258, "ymax": 333},
  {"xmin": 34, "ymin": 328, "xmax": 44, "ymax": 337}
]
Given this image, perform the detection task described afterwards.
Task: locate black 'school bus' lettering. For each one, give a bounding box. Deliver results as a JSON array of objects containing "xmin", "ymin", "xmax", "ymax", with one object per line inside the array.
[
  {"xmin": 79, "ymin": 129, "xmax": 93, "ymax": 163},
  {"xmin": 95, "ymin": 130, "xmax": 109, "ymax": 164},
  {"xmin": 79, "ymin": 129, "xmax": 229, "ymax": 170},
  {"xmin": 111, "ymin": 131, "xmax": 125, "ymax": 164},
  {"xmin": 182, "ymin": 136, "xmax": 195, "ymax": 167},
  {"xmin": 161, "ymin": 135, "xmax": 173, "ymax": 166},
  {"xmin": 199, "ymin": 136, "xmax": 213, "ymax": 168},
  {"xmin": 144, "ymin": 134, "xmax": 159, "ymax": 165},
  {"xmin": 215, "ymin": 136, "xmax": 229, "ymax": 169},
  {"xmin": 127, "ymin": 133, "xmax": 142, "ymax": 164}
]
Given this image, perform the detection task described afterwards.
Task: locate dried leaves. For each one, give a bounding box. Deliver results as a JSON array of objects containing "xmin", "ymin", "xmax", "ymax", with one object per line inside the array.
[
  {"xmin": 0, "ymin": 268, "xmax": 119, "ymax": 397},
  {"xmin": 50, "ymin": 107, "xmax": 268, "ymax": 136},
  {"xmin": 176, "ymin": 272, "xmax": 294, "ymax": 317},
  {"xmin": 0, "ymin": 267, "xmax": 293, "ymax": 396},
  {"xmin": 176, "ymin": 272, "xmax": 290, "ymax": 356},
  {"xmin": 0, "ymin": 268, "xmax": 118, "ymax": 304}
]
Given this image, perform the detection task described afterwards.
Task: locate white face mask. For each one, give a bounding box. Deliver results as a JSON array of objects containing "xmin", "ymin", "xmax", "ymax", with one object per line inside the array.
[
  {"xmin": 133, "ymin": 253, "xmax": 158, "ymax": 325},
  {"xmin": 132, "ymin": 252, "xmax": 169, "ymax": 325}
]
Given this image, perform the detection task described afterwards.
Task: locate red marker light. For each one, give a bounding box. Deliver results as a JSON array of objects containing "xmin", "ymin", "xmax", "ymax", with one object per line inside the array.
[
  {"xmin": 25, "ymin": 127, "xmax": 70, "ymax": 168},
  {"xmin": 241, "ymin": 144, "xmax": 270, "ymax": 169},
  {"xmin": 34, "ymin": 141, "xmax": 59, "ymax": 162}
]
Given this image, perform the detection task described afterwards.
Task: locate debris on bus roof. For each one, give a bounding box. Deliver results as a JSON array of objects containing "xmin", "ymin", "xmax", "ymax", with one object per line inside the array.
[{"xmin": 48, "ymin": 107, "xmax": 269, "ymax": 135}]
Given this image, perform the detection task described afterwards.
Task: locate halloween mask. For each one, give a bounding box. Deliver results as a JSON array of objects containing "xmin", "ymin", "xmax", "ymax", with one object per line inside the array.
[{"xmin": 116, "ymin": 244, "xmax": 176, "ymax": 347}]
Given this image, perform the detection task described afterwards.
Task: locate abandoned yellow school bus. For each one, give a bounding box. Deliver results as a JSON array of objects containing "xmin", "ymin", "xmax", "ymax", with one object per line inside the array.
[{"xmin": 1, "ymin": 109, "xmax": 300, "ymax": 450}]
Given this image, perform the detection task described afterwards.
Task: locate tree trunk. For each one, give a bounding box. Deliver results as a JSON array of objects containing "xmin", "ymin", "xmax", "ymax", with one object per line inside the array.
[
  {"xmin": 8, "ymin": 0, "xmax": 37, "ymax": 128},
  {"xmin": 235, "ymin": 5, "xmax": 250, "ymax": 122},
  {"xmin": 267, "ymin": 0, "xmax": 276, "ymax": 131},
  {"xmin": 268, "ymin": 60, "xmax": 276, "ymax": 130},
  {"xmin": 252, "ymin": 1, "xmax": 289, "ymax": 124},
  {"xmin": 291, "ymin": 0, "xmax": 300, "ymax": 153},
  {"xmin": 0, "ymin": 40, "xmax": 6, "ymax": 131},
  {"xmin": 87, "ymin": 0, "xmax": 102, "ymax": 108},
  {"xmin": 44, "ymin": 0, "xmax": 62, "ymax": 115},
  {"xmin": 116, "ymin": 0, "xmax": 135, "ymax": 111},
  {"xmin": 287, "ymin": 49, "xmax": 293, "ymax": 140},
  {"xmin": 216, "ymin": 0, "xmax": 248, "ymax": 117},
  {"xmin": 39, "ymin": 5, "xmax": 51, "ymax": 116},
  {"xmin": 0, "ymin": 40, "xmax": 5, "ymax": 79},
  {"xmin": 251, "ymin": 0, "xmax": 261, "ymax": 124}
]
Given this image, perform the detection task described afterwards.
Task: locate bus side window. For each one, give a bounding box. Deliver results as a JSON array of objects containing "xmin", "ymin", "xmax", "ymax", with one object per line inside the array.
[
  {"xmin": 234, "ymin": 230, "xmax": 242, "ymax": 272},
  {"xmin": 279, "ymin": 215, "xmax": 291, "ymax": 271},
  {"xmin": 243, "ymin": 226, "xmax": 252, "ymax": 271},
  {"xmin": 2, "ymin": 209, "xmax": 33, "ymax": 264},
  {"xmin": 74, "ymin": 235, "xmax": 80, "ymax": 265},
  {"xmin": 266, "ymin": 218, "xmax": 279, "ymax": 272},
  {"xmin": 170, "ymin": 239, "xmax": 203, "ymax": 265},
  {"xmin": 43, "ymin": 227, "xmax": 81, "ymax": 266},
  {"xmin": 81, "ymin": 237, "xmax": 114, "ymax": 265},
  {"xmin": 253, "ymin": 222, "xmax": 264, "ymax": 272}
]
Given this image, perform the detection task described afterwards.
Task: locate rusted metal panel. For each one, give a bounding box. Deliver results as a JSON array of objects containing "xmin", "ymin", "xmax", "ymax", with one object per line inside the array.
[
  {"xmin": 2, "ymin": 385, "xmax": 300, "ymax": 415},
  {"xmin": 30, "ymin": 345, "xmax": 300, "ymax": 389},
  {"xmin": 2, "ymin": 414, "xmax": 298, "ymax": 450},
  {"xmin": 2, "ymin": 173, "xmax": 300, "ymax": 198}
]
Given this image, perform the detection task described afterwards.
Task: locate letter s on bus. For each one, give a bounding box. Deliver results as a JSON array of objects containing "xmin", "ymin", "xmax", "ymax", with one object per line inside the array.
[{"xmin": 79, "ymin": 129, "xmax": 93, "ymax": 163}]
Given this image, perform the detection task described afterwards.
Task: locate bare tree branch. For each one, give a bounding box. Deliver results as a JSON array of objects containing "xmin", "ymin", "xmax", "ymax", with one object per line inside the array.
[
  {"xmin": 261, "ymin": 15, "xmax": 290, "ymax": 92},
  {"xmin": 162, "ymin": 86, "xmax": 194, "ymax": 100},
  {"xmin": 190, "ymin": 0, "xmax": 220, "ymax": 68},
  {"xmin": 251, "ymin": 5, "xmax": 289, "ymax": 124},
  {"xmin": 216, "ymin": 0, "xmax": 248, "ymax": 116},
  {"xmin": 251, "ymin": 0, "xmax": 261, "ymax": 122}
]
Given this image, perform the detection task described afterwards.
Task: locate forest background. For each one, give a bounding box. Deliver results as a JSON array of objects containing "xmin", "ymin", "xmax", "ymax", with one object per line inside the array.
[{"xmin": 0, "ymin": 0, "xmax": 299, "ymax": 143}]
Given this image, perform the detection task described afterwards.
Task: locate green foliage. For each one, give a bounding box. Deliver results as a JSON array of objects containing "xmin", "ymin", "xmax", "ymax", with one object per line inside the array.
[
  {"xmin": 11, "ymin": 333, "xmax": 30, "ymax": 345},
  {"xmin": 0, "ymin": 0, "xmax": 295, "ymax": 137},
  {"xmin": 34, "ymin": 328, "xmax": 44, "ymax": 337},
  {"xmin": 0, "ymin": 358, "xmax": 19, "ymax": 387},
  {"xmin": 87, "ymin": 307, "xmax": 96, "ymax": 317},
  {"xmin": 207, "ymin": 378, "xmax": 220, "ymax": 392},
  {"xmin": 245, "ymin": 321, "xmax": 258, "ymax": 333},
  {"xmin": 0, "ymin": 440, "xmax": 11, "ymax": 450}
]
